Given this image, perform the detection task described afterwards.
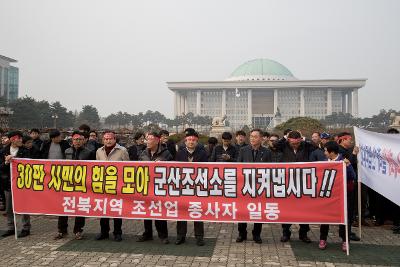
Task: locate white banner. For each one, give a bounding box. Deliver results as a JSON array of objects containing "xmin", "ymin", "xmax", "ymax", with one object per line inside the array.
[{"xmin": 354, "ymin": 127, "xmax": 400, "ymax": 206}]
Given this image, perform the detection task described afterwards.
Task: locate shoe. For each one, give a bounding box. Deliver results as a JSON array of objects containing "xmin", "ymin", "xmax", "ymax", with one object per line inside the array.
[
  {"xmin": 17, "ymin": 230, "xmax": 30, "ymax": 238},
  {"xmin": 175, "ymin": 237, "xmax": 185, "ymax": 245},
  {"xmin": 54, "ymin": 232, "xmax": 67, "ymax": 240},
  {"xmin": 161, "ymin": 238, "xmax": 170, "ymax": 244},
  {"xmin": 361, "ymin": 219, "xmax": 371, "ymax": 227},
  {"xmin": 196, "ymin": 238, "xmax": 205, "ymax": 246},
  {"xmin": 75, "ymin": 232, "xmax": 83, "ymax": 240},
  {"xmin": 253, "ymin": 236, "xmax": 262, "ymax": 244},
  {"xmin": 136, "ymin": 235, "xmax": 153, "ymax": 242},
  {"xmin": 319, "ymin": 240, "xmax": 327, "ymax": 250},
  {"xmin": 95, "ymin": 233, "xmax": 109, "ymax": 240},
  {"xmin": 299, "ymin": 236, "xmax": 312, "ymax": 243},
  {"xmin": 236, "ymin": 235, "xmax": 247, "ymax": 243},
  {"xmin": 2, "ymin": 230, "xmax": 15, "ymax": 237},
  {"xmin": 350, "ymin": 233, "xmax": 360, "ymax": 241},
  {"xmin": 341, "ymin": 242, "xmax": 347, "ymax": 252},
  {"xmin": 280, "ymin": 235, "xmax": 290, "ymax": 242},
  {"xmin": 114, "ymin": 234, "xmax": 122, "ymax": 242}
]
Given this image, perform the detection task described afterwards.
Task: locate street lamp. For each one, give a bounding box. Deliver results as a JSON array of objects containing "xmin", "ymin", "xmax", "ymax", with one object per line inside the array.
[{"xmin": 52, "ymin": 114, "xmax": 59, "ymax": 129}]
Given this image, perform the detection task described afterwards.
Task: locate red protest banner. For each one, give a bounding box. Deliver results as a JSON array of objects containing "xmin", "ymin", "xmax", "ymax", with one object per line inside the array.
[{"xmin": 11, "ymin": 159, "xmax": 346, "ymax": 224}]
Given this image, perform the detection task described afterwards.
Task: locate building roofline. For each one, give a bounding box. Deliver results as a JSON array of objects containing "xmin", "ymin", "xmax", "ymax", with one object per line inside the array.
[
  {"xmin": 0, "ymin": 55, "xmax": 17, "ymax": 63},
  {"xmin": 167, "ymin": 79, "xmax": 367, "ymax": 90}
]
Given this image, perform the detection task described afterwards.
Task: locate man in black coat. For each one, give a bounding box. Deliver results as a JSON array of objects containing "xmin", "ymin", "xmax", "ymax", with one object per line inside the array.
[
  {"xmin": 29, "ymin": 128, "xmax": 43, "ymax": 151},
  {"xmin": 137, "ymin": 131, "xmax": 173, "ymax": 244},
  {"xmin": 175, "ymin": 129, "xmax": 208, "ymax": 246},
  {"xmin": 40, "ymin": 129, "xmax": 70, "ymax": 159},
  {"xmin": 280, "ymin": 130, "xmax": 314, "ymax": 243},
  {"xmin": 210, "ymin": 132, "xmax": 237, "ymax": 162},
  {"xmin": 54, "ymin": 131, "xmax": 95, "ymax": 240},
  {"xmin": 236, "ymin": 129, "xmax": 272, "ymax": 244},
  {"xmin": 0, "ymin": 131, "xmax": 30, "ymax": 237}
]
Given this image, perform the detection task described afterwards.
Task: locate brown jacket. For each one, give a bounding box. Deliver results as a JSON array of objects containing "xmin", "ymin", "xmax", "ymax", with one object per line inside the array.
[{"xmin": 96, "ymin": 144, "xmax": 129, "ymax": 161}]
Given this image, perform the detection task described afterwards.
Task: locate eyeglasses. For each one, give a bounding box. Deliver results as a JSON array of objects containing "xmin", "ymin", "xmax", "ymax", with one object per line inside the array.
[{"xmin": 72, "ymin": 138, "xmax": 84, "ymax": 141}]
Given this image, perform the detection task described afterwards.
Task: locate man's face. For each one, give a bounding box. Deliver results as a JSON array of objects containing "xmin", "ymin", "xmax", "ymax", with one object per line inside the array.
[
  {"xmin": 136, "ymin": 135, "xmax": 145, "ymax": 145},
  {"xmin": 10, "ymin": 136, "xmax": 23, "ymax": 147},
  {"xmin": 1, "ymin": 136, "xmax": 9, "ymax": 146},
  {"xmin": 341, "ymin": 136, "xmax": 353, "ymax": 149},
  {"xmin": 146, "ymin": 135, "xmax": 159, "ymax": 150},
  {"xmin": 185, "ymin": 136, "xmax": 198, "ymax": 150},
  {"xmin": 320, "ymin": 138, "xmax": 329, "ymax": 146},
  {"xmin": 288, "ymin": 138, "xmax": 301, "ymax": 150},
  {"xmin": 249, "ymin": 131, "xmax": 262, "ymax": 147},
  {"xmin": 222, "ymin": 138, "xmax": 231, "ymax": 147},
  {"xmin": 268, "ymin": 136, "xmax": 278, "ymax": 148},
  {"xmin": 52, "ymin": 135, "xmax": 62, "ymax": 144},
  {"xmin": 72, "ymin": 135, "xmax": 84, "ymax": 149},
  {"xmin": 160, "ymin": 134, "xmax": 168, "ymax": 144},
  {"xmin": 311, "ymin": 133, "xmax": 321, "ymax": 145},
  {"xmin": 30, "ymin": 132, "xmax": 39, "ymax": 140},
  {"xmin": 24, "ymin": 140, "xmax": 33, "ymax": 149},
  {"xmin": 103, "ymin": 133, "xmax": 117, "ymax": 147},
  {"xmin": 89, "ymin": 132, "xmax": 97, "ymax": 141},
  {"xmin": 262, "ymin": 136, "xmax": 269, "ymax": 145},
  {"xmin": 236, "ymin": 135, "xmax": 245, "ymax": 145},
  {"xmin": 324, "ymin": 148, "xmax": 336, "ymax": 160}
]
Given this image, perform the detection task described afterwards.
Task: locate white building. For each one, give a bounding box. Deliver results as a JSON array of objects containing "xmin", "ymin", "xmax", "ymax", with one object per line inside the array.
[{"xmin": 167, "ymin": 58, "xmax": 366, "ymax": 129}]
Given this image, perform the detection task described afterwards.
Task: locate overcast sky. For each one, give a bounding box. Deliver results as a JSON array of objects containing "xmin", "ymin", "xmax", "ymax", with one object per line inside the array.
[{"xmin": 1, "ymin": 0, "xmax": 399, "ymax": 118}]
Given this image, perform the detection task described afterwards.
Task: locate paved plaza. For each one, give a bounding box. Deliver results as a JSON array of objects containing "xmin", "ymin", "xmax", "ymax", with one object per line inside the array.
[{"xmin": 0, "ymin": 215, "xmax": 400, "ymax": 267}]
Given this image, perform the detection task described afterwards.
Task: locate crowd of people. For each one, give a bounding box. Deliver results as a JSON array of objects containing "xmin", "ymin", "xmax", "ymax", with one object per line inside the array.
[{"xmin": 0, "ymin": 124, "xmax": 399, "ymax": 252}]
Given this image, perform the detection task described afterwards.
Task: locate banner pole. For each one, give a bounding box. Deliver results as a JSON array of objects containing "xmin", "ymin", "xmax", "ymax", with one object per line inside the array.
[
  {"xmin": 343, "ymin": 161, "xmax": 349, "ymax": 256},
  {"xmin": 358, "ymin": 180, "xmax": 362, "ymax": 239},
  {"xmin": 14, "ymin": 213, "xmax": 18, "ymax": 240},
  {"xmin": 354, "ymin": 126, "xmax": 362, "ymax": 239}
]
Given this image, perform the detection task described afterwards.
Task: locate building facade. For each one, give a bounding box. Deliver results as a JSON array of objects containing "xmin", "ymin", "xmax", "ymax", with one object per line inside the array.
[
  {"xmin": 0, "ymin": 55, "xmax": 19, "ymax": 102},
  {"xmin": 168, "ymin": 58, "xmax": 366, "ymax": 129}
]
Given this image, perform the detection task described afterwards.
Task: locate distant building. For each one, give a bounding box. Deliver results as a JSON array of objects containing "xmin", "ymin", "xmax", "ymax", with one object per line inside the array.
[
  {"xmin": 0, "ymin": 55, "xmax": 19, "ymax": 102},
  {"xmin": 167, "ymin": 58, "xmax": 366, "ymax": 129}
]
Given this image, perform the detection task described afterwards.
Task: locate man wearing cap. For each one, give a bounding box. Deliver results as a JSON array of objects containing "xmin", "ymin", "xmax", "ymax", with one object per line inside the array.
[
  {"xmin": 309, "ymin": 132, "xmax": 331, "ymax": 162},
  {"xmin": 280, "ymin": 130, "xmax": 315, "ymax": 243},
  {"xmin": 137, "ymin": 131, "xmax": 173, "ymax": 244},
  {"xmin": 54, "ymin": 131, "xmax": 95, "ymax": 240},
  {"xmin": 0, "ymin": 131, "xmax": 30, "ymax": 237},
  {"xmin": 175, "ymin": 129, "xmax": 208, "ymax": 246},
  {"xmin": 95, "ymin": 130, "xmax": 129, "ymax": 242},
  {"xmin": 236, "ymin": 129, "xmax": 272, "ymax": 244}
]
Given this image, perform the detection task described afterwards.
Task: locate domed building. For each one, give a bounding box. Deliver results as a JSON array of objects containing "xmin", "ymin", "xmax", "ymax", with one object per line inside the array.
[{"xmin": 167, "ymin": 58, "xmax": 366, "ymax": 129}]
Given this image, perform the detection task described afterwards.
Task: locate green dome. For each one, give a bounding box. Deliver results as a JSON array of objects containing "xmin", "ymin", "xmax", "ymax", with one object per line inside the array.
[{"xmin": 226, "ymin": 58, "xmax": 296, "ymax": 81}]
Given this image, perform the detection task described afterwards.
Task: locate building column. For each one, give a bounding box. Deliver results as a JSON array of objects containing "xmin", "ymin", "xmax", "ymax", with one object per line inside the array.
[
  {"xmin": 352, "ymin": 89, "xmax": 359, "ymax": 117},
  {"xmin": 247, "ymin": 89, "xmax": 252, "ymax": 126},
  {"xmin": 174, "ymin": 91, "xmax": 179, "ymax": 117},
  {"xmin": 273, "ymin": 89, "xmax": 278, "ymax": 114},
  {"xmin": 221, "ymin": 89, "xmax": 226, "ymax": 116},
  {"xmin": 196, "ymin": 90, "xmax": 201, "ymax": 115},
  {"xmin": 327, "ymin": 88, "xmax": 332, "ymax": 115},
  {"xmin": 184, "ymin": 94, "xmax": 188, "ymax": 114},
  {"xmin": 0, "ymin": 67, "xmax": 3, "ymax": 97},
  {"xmin": 342, "ymin": 91, "xmax": 347, "ymax": 113},
  {"xmin": 300, "ymin": 89, "xmax": 305, "ymax": 116},
  {"xmin": 347, "ymin": 91, "xmax": 352, "ymax": 115},
  {"xmin": 180, "ymin": 94, "xmax": 186, "ymax": 114}
]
